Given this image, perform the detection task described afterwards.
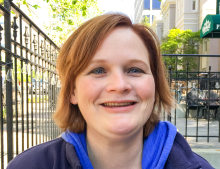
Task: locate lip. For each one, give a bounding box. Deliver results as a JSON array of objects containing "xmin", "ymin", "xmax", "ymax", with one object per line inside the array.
[
  {"xmin": 101, "ymin": 100, "xmax": 137, "ymax": 104},
  {"xmin": 100, "ymin": 100, "xmax": 137, "ymax": 113}
]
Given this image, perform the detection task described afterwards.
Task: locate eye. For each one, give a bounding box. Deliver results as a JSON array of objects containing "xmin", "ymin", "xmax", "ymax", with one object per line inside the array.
[
  {"xmin": 89, "ymin": 67, "xmax": 106, "ymax": 74},
  {"xmin": 127, "ymin": 67, "xmax": 145, "ymax": 74}
]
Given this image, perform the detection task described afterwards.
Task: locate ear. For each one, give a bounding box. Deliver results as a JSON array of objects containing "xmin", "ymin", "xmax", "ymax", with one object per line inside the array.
[{"xmin": 70, "ymin": 92, "xmax": 78, "ymax": 105}]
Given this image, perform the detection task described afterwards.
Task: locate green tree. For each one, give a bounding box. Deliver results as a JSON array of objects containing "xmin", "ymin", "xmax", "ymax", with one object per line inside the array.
[
  {"xmin": 161, "ymin": 28, "xmax": 207, "ymax": 72},
  {"xmin": 141, "ymin": 15, "xmax": 150, "ymax": 27},
  {"xmin": 12, "ymin": 0, "xmax": 102, "ymax": 45},
  {"xmin": 44, "ymin": 0, "xmax": 102, "ymax": 45},
  {"xmin": 161, "ymin": 29, "xmax": 204, "ymax": 54}
]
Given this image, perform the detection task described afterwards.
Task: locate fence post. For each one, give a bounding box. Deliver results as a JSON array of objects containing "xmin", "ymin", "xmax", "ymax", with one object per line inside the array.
[
  {"xmin": 185, "ymin": 60, "xmax": 189, "ymax": 140},
  {"xmin": 168, "ymin": 65, "xmax": 172, "ymax": 122},
  {"xmin": 4, "ymin": 0, "xmax": 13, "ymax": 162},
  {"xmin": 207, "ymin": 66, "xmax": 211, "ymax": 142}
]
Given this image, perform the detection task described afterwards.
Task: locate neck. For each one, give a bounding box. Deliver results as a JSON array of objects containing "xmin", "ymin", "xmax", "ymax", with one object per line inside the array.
[{"xmin": 86, "ymin": 128, "xmax": 143, "ymax": 169}]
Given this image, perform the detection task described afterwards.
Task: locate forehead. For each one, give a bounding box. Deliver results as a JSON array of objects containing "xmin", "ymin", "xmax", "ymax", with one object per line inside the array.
[{"xmin": 92, "ymin": 27, "xmax": 150, "ymax": 63}]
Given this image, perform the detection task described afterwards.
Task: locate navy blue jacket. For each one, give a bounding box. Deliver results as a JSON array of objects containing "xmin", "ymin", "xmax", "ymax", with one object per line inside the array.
[{"xmin": 7, "ymin": 132, "xmax": 214, "ymax": 169}]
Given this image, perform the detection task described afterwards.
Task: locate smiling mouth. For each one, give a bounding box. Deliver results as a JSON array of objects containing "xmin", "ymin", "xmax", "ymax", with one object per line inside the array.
[{"xmin": 102, "ymin": 102, "xmax": 136, "ymax": 107}]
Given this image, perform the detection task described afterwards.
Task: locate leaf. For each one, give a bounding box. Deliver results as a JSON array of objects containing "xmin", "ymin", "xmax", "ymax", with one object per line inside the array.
[
  {"xmin": 11, "ymin": 10, "xmax": 15, "ymax": 14},
  {"xmin": 82, "ymin": 11, "xmax": 86, "ymax": 16},
  {"xmin": 33, "ymin": 5, "xmax": 40, "ymax": 9},
  {"xmin": 67, "ymin": 19, "xmax": 74, "ymax": 25},
  {"xmin": 23, "ymin": 0, "xmax": 27, "ymax": 5},
  {"xmin": 56, "ymin": 26, "xmax": 63, "ymax": 31},
  {"xmin": 72, "ymin": 0, "xmax": 77, "ymax": 5}
]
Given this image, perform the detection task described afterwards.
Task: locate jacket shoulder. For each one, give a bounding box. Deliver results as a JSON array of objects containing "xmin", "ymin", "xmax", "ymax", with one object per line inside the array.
[
  {"xmin": 7, "ymin": 137, "xmax": 73, "ymax": 169},
  {"xmin": 165, "ymin": 132, "xmax": 214, "ymax": 169}
]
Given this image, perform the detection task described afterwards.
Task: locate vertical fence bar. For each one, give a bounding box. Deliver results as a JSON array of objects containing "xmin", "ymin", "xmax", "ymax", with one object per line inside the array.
[
  {"xmin": 0, "ymin": 23, "xmax": 4, "ymax": 169},
  {"xmin": 185, "ymin": 60, "xmax": 189, "ymax": 140},
  {"xmin": 207, "ymin": 66, "xmax": 211, "ymax": 142},
  {"xmin": 28, "ymin": 25, "xmax": 32, "ymax": 148},
  {"xmin": 55, "ymin": 76, "xmax": 58, "ymax": 137},
  {"xmin": 46, "ymin": 69, "xmax": 48, "ymax": 142},
  {"xmin": 5, "ymin": 0, "xmax": 13, "ymax": 162},
  {"xmin": 19, "ymin": 14, "xmax": 25, "ymax": 152},
  {"xmin": 196, "ymin": 56, "xmax": 200, "ymax": 142},
  {"xmin": 53, "ymin": 73, "xmax": 55, "ymax": 138},
  {"xmin": 50, "ymin": 72, "xmax": 52, "ymax": 140},
  {"xmin": 24, "ymin": 26, "xmax": 29, "ymax": 149},
  {"xmin": 42, "ymin": 69, "xmax": 45, "ymax": 143},
  {"xmin": 35, "ymin": 65, "xmax": 37, "ymax": 145},
  {"xmin": 31, "ymin": 64, "xmax": 33, "ymax": 147},
  {"xmin": 12, "ymin": 16, "xmax": 19, "ymax": 156},
  {"xmin": 175, "ymin": 55, "xmax": 177, "ymax": 125},
  {"xmin": 39, "ymin": 67, "xmax": 41, "ymax": 144},
  {"xmin": 163, "ymin": 60, "xmax": 167, "ymax": 121},
  {"xmin": 219, "ymin": 71, "xmax": 220, "ymax": 143},
  {"xmin": 219, "ymin": 95, "xmax": 220, "ymax": 142},
  {"xmin": 168, "ymin": 65, "xmax": 172, "ymax": 122},
  {"xmin": 50, "ymin": 72, "xmax": 52, "ymax": 139},
  {"xmin": 21, "ymin": 59, "xmax": 24, "ymax": 151}
]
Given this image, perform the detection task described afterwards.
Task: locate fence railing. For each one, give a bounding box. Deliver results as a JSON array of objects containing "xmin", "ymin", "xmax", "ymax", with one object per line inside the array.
[
  {"xmin": 0, "ymin": 0, "xmax": 61, "ymax": 168},
  {"xmin": 163, "ymin": 54, "xmax": 220, "ymax": 143}
]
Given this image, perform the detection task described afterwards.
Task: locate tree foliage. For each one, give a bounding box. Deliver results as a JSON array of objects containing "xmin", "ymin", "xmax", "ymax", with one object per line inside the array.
[
  {"xmin": 44, "ymin": 0, "xmax": 102, "ymax": 45},
  {"xmin": 12, "ymin": 0, "xmax": 102, "ymax": 46},
  {"xmin": 161, "ymin": 29, "xmax": 204, "ymax": 54},
  {"xmin": 161, "ymin": 28, "xmax": 207, "ymax": 71},
  {"xmin": 141, "ymin": 15, "xmax": 150, "ymax": 27}
]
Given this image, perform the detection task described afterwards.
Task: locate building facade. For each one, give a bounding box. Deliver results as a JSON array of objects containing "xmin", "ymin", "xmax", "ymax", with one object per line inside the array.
[
  {"xmin": 143, "ymin": 0, "xmax": 162, "ymax": 25},
  {"xmin": 134, "ymin": 0, "xmax": 162, "ymax": 24},
  {"xmin": 134, "ymin": 0, "xmax": 144, "ymax": 23},
  {"xmin": 135, "ymin": 0, "xmax": 220, "ymax": 71}
]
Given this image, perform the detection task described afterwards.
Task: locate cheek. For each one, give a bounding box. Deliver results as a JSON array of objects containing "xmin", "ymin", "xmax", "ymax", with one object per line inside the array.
[
  {"xmin": 76, "ymin": 78, "xmax": 102, "ymax": 105},
  {"xmin": 136, "ymin": 76, "xmax": 155, "ymax": 101}
]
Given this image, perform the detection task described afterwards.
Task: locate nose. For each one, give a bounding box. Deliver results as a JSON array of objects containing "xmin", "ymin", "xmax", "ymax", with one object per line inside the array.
[{"xmin": 105, "ymin": 70, "xmax": 132, "ymax": 93}]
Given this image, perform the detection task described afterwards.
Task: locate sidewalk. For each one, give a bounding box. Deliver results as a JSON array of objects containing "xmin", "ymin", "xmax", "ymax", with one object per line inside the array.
[{"xmin": 171, "ymin": 117, "xmax": 220, "ymax": 169}]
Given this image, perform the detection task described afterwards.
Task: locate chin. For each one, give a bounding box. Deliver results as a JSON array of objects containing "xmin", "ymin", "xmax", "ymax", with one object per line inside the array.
[{"xmin": 106, "ymin": 120, "xmax": 143, "ymax": 137}]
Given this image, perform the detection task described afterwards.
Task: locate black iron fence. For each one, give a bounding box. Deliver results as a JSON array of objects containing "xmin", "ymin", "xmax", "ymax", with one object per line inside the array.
[
  {"xmin": 0, "ymin": 0, "xmax": 61, "ymax": 168},
  {"xmin": 163, "ymin": 54, "xmax": 220, "ymax": 143}
]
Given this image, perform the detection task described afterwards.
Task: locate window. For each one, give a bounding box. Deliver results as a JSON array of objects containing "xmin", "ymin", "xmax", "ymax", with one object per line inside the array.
[
  {"xmin": 192, "ymin": 0, "xmax": 196, "ymax": 11},
  {"xmin": 152, "ymin": 15, "xmax": 154, "ymax": 22},
  {"xmin": 144, "ymin": 0, "xmax": 150, "ymax": 9},
  {"xmin": 153, "ymin": 0, "xmax": 161, "ymax": 9}
]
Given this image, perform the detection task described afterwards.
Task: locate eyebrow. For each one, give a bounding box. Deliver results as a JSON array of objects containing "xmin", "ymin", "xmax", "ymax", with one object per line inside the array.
[
  {"xmin": 90, "ymin": 59, "xmax": 149, "ymax": 67},
  {"xmin": 90, "ymin": 59, "xmax": 107, "ymax": 64},
  {"xmin": 126, "ymin": 59, "xmax": 149, "ymax": 67}
]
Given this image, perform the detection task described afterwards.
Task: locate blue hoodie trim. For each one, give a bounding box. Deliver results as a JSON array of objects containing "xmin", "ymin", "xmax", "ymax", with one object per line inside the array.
[
  {"xmin": 62, "ymin": 131, "xmax": 93, "ymax": 169},
  {"xmin": 142, "ymin": 121, "xmax": 177, "ymax": 169},
  {"xmin": 62, "ymin": 121, "xmax": 177, "ymax": 169}
]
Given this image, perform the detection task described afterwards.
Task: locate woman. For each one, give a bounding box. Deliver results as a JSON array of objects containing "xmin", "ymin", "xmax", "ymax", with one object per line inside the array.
[{"xmin": 8, "ymin": 14, "xmax": 213, "ymax": 169}]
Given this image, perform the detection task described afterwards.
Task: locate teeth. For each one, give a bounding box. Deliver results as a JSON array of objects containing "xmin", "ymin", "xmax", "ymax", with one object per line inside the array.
[{"xmin": 103, "ymin": 102, "xmax": 134, "ymax": 107}]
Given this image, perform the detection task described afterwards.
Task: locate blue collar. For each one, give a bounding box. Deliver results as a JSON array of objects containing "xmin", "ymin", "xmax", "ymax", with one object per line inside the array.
[{"xmin": 62, "ymin": 121, "xmax": 177, "ymax": 169}]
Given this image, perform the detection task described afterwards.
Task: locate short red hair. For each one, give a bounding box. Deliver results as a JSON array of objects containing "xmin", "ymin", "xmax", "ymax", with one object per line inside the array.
[{"xmin": 54, "ymin": 13, "xmax": 173, "ymax": 137}]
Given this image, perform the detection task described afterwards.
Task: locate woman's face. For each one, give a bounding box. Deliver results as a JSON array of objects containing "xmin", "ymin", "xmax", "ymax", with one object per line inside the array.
[{"xmin": 70, "ymin": 27, "xmax": 155, "ymax": 139}]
